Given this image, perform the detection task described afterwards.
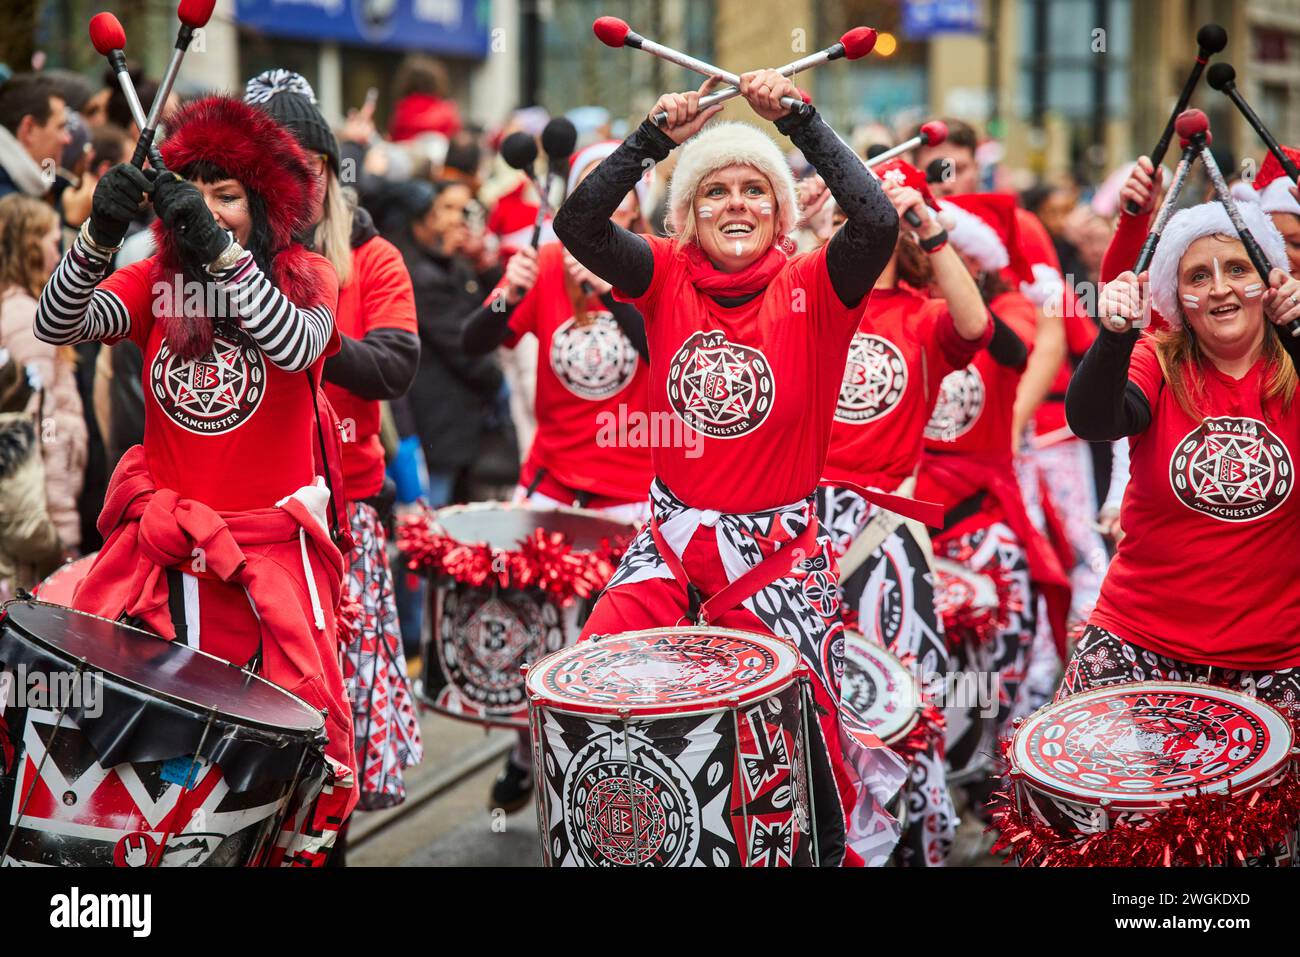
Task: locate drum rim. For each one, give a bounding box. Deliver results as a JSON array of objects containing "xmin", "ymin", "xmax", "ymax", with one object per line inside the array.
[
  {"xmin": 429, "ymin": 501, "xmax": 638, "ymax": 548},
  {"xmin": 843, "ymin": 630, "xmax": 921, "ymax": 746},
  {"xmin": 526, "ymin": 626, "xmax": 804, "ymax": 717},
  {"xmin": 2, "ymin": 599, "xmax": 326, "ymax": 739},
  {"xmin": 1010, "ymin": 679, "xmax": 1296, "ymax": 810}
]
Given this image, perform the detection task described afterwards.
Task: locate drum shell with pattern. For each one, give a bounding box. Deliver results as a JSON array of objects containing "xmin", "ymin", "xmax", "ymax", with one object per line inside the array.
[
  {"xmin": 933, "ymin": 558, "xmax": 1000, "ymax": 785},
  {"xmin": 415, "ymin": 504, "xmax": 635, "ymax": 730},
  {"xmin": 528, "ymin": 627, "xmax": 815, "ymax": 867},
  {"xmin": 0, "ymin": 601, "xmax": 327, "ymax": 867},
  {"xmin": 1006, "ymin": 681, "xmax": 1299, "ymax": 865}
]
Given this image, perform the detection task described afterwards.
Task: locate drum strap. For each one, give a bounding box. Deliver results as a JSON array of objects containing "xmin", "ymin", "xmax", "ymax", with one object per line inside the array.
[
  {"xmin": 165, "ymin": 568, "xmax": 190, "ymax": 646},
  {"xmin": 649, "ymin": 514, "xmax": 818, "ymax": 626}
]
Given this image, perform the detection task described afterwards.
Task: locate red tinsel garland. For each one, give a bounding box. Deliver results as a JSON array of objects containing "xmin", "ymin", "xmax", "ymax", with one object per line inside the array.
[
  {"xmin": 986, "ymin": 737, "xmax": 1300, "ymax": 867},
  {"xmin": 936, "ymin": 545, "xmax": 1020, "ymax": 649},
  {"xmin": 396, "ymin": 508, "xmax": 630, "ymax": 605},
  {"xmin": 891, "ymin": 703, "xmax": 946, "ymax": 762}
]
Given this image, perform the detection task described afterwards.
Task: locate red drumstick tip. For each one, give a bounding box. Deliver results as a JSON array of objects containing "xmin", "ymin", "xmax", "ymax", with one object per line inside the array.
[
  {"xmin": 177, "ymin": 0, "xmax": 216, "ymax": 29},
  {"xmin": 593, "ymin": 16, "xmax": 630, "ymax": 47},
  {"xmin": 839, "ymin": 26, "xmax": 878, "ymax": 59},
  {"xmin": 1174, "ymin": 108, "xmax": 1210, "ymax": 140},
  {"xmin": 89, "ymin": 12, "xmax": 127, "ymax": 55},
  {"xmin": 919, "ymin": 120, "xmax": 948, "ymax": 147},
  {"xmin": 798, "ymin": 88, "xmax": 812, "ymax": 104},
  {"xmin": 1180, "ymin": 129, "xmax": 1213, "ymax": 149}
]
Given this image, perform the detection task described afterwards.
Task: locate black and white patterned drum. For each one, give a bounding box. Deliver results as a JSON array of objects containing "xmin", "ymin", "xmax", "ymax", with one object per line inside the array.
[
  {"xmin": 527, "ymin": 627, "xmax": 816, "ymax": 867},
  {"xmin": 1005, "ymin": 682, "xmax": 1299, "ymax": 865},
  {"xmin": 841, "ymin": 631, "xmax": 921, "ymax": 747},
  {"xmin": 933, "ymin": 558, "xmax": 999, "ymax": 784},
  {"xmin": 416, "ymin": 503, "xmax": 635, "ymax": 730}
]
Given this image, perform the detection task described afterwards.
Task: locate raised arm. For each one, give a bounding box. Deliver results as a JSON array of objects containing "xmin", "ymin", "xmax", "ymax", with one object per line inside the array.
[
  {"xmin": 774, "ymin": 108, "xmax": 897, "ymax": 306},
  {"xmin": 1065, "ymin": 271, "xmax": 1152, "ymax": 440}
]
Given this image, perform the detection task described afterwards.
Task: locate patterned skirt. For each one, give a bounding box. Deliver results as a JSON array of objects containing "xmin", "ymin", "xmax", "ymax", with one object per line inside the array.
[{"xmin": 342, "ymin": 501, "xmax": 424, "ymax": 811}]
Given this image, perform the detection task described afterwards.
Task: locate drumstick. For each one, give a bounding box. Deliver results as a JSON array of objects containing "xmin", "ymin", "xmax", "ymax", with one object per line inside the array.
[{"xmin": 1131, "ymin": 111, "xmax": 1209, "ymax": 275}]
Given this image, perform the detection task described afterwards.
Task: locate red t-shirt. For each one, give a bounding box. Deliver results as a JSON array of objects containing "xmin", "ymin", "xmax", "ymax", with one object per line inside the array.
[
  {"xmin": 100, "ymin": 253, "xmax": 340, "ymax": 512},
  {"xmin": 502, "ymin": 242, "xmax": 654, "ymax": 503},
  {"xmin": 1090, "ymin": 338, "xmax": 1300, "ymax": 668},
  {"xmin": 823, "ymin": 286, "xmax": 989, "ymax": 492},
  {"xmin": 321, "ymin": 236, "xmax": 417, "ymax": 500},
  {"xmin": 923, "ymin": 290, "xmax": 1037, "ymax": 462},
  {"xmin": 618, "ymin": 236, "xmax": 864, "ymax": 512},
  {"xmin": 1034, "ymin": 306, "xmax": 1099, "ymax": 441}
]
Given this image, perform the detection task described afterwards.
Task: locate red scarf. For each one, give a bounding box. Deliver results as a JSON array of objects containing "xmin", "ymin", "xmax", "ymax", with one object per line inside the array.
[{"xmin": 683, "ymin": 242, "xmax": 790, "ymax": 299}]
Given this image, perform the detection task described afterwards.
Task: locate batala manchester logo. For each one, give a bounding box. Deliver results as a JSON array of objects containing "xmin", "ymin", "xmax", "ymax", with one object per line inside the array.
[
  {"xmin": 550, "ymin": 313, "xmax": 639, "ymax": 400},
  {"xmin": 150, "ymin": 330, "xmax": 264, "ymax": 435},
  {"xmin": 1169, "ymin": 416, "xmax": 1293, "ymax": 522},
  {"xmin": 924, "ymin": 367, "xmax": 985, "ymax": 442},
  {"xmin": 666, "ymin": 331, "xmax": 774, "ymax": 438},
  {"xmin": 836, "ymin": 333, "xmax": 907, "ymax": 424}
]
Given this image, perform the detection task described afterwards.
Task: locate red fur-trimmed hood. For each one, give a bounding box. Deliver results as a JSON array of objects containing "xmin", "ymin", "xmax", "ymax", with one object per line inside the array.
[{"xmin": 150, "ymin": 95, "xmax": 327, "ymax": 358}]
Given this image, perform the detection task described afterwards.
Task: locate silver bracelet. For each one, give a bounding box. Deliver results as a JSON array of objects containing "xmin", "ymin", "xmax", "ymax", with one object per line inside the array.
[
  {"xmin": 78, "ymin": 221, "xmax": 121, "ymax": 259},
  {"xmin": 206, "ymin": 238, "xmax": 245, "ymax": 274}
]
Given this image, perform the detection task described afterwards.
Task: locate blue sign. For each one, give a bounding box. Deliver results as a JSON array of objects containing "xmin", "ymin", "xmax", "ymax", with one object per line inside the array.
[
  {"xmin": 235, "ymin": 0, "xmax": 492, "ymax": 57},
  {"xmin": 901, "ymin": 0, "xmax": 982, "ymax": 38}
]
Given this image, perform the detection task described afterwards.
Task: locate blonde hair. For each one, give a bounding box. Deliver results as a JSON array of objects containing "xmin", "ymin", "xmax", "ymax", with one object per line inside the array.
[
  {"xmin": 666, "ymin": 164, "xmax": 781, "ymax": 249},
  {"xmin": 315, "ymin": 171, "xmax": 354, "ymax": 287},
  {"xmin": 1153, "ymin": 323, "xmax": 1296, "ymax": 422},
  {"xmin": 0, "ymin": 195, "xmax": 57, "ymax": 298}
]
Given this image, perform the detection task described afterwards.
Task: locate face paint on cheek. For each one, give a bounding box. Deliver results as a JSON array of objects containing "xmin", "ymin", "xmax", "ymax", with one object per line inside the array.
[
  {"xmin": 759, "ymin": 202, "xmax": 772, "ymax": 217},
  {"xmin": 1243, "ymin": 282, "xmax": 1264, "ymax": 298},
  {"xmin": 698, "ymin": 207, "xmax": 713, "ymax": 219}
]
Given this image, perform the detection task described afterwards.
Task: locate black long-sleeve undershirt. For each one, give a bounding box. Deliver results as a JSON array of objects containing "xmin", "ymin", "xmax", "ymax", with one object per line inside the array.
[
  {"xmin": 460, "ymin": 289, "xmax": 649, "ymax": 362},
  {"xmin": 987, "ymin": 312, "xmax": 1029, "ymax": 370},
  {"xmin": 1065, "ymin": 327, "xmax": 1152, "ymax": 441},
  {"xmin": 322, "ymin": 327, "xmax": 420, "ymax": 400},
  {"xmin": 553, "ymin": 109, "xmax": 898, "ymax": 309}
]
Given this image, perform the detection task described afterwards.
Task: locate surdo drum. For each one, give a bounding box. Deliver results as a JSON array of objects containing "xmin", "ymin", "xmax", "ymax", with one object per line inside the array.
[
  {"xmin": 932, "ymin": 557, "xmax": 1001, "ymax": 784},
  {"xmin": 527, "ymin": 627, "xmax": 817, "ymax": 867},
  {"xmin": 1003, "ymin": 682, "xmax": 1300, "ymax": 866},
  {"xmin": 840, "ymin": 631, "xmax": 922, "ymax": 748},
  {"xmin": 0, "ymin": 601, "xmax": 327, "ymax": 867},
  {"xmin": 409, "ymin": 503, "xmax": 634, "ymax": 729}
]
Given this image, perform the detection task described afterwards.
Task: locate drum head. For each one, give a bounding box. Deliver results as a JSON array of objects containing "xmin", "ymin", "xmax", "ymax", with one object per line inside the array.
[
  {"xmin": 841, "ymin": 631, "xmax": 920, "ymax": 745},
  {"xmin": 433, "ymin": 502, "xmax": 635, "ymax": 552},
  {"xmin": 2, "ymin": 601, "xmax": 323, "ymax": 736},
  {"xmin": 1011, "ymin": 681, "xmax": 1295, "ymax": 811},
  {"xmin": 527, "ymin": 627, "xmax": 802, "ymax": 717},
  {"xmin": 933, "ymin": 558, "xmax": 998, "ymax": 616}
]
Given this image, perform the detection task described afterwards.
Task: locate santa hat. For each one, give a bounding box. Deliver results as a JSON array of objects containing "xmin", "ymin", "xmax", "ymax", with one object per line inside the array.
[
  {"xmin": 567, "ymin": 140, "xmax": 650, "ymax": 211},
  {"xmin": 667, "ymin": 121, "xmax": 799, "ymax": 238},
  {"xmin": 1233, "ymin": 146, "xmax": 1300, "ymax": 218},
  {"xmin": 871, "ymin": 158, "xmax": 943, "ymax": 217},
  {"xmin": 1148, "ymin": 200, "xmax": 1290, "ymax": 325},
  {"xmin": 939, "ymin": 193, "xmax": 1034, "ymax": 283}
]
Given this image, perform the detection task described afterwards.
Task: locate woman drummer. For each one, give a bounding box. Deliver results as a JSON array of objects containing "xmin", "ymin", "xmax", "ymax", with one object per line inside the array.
[
  {"xmin": 814, "ymin": 159, "xmax": 990, "ymax": 865},
  {"xmin": 913, "ymin": 194, "xmax": 1070, "ymax": 787},
  {"xmin": 462, "ymin": 140, "xmax": 656, "ymax": 812},
  {"xmin": 555, "ymin": 71, "xmax": 906, "ymax": 866},
  {"xmin": 34, "ymin": 95, "xmax": 358, "ymax": 853},
  {"xmin": 1062, "ymin": 201, "xmax": 1300, "ymax": 716},
  {"xmin": 244, "ymin": 71, "xmax": 425, "ymax": 833}
]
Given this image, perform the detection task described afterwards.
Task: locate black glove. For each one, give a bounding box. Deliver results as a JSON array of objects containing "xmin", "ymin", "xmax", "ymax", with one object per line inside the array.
[
  {"xmin": 89, "ymin": 163, "xmax": 153, "ymax": 247},
  {"xmin": 152, "ymin": 173, "xmax": 232, "ymax": 268}
]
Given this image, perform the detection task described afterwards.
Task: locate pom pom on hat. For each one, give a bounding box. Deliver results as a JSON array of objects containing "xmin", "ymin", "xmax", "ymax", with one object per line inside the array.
[
  {"xmin": 1147, "ymin": 200, "xmax": 1290, "ymax": 325},
  {"xmin": 243, "ymin": 69, "xmax": 340, "ymax": 174},
  {"xmin": 667, "ymin": 121, "xmax": 799, "ymax": 238}
]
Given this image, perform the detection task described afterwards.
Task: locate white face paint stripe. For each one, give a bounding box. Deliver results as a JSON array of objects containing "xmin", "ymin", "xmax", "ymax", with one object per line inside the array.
[
  {"xmin": 735, "ymin": 240, "xmax": 743, "ymax": 256},
  {"xmin": 1244, "ymin": 283, "xmax": 1264, "ymax": 298},
  {"xmin": 759, "ymin": 202, "xmax": 772, "ymax": 216},
  {"xmin": 1213, "ymin": 256, "xmax": 1223, "ymax": 288},
  {"xmin": 1182, "ymin": 294, "xmax": 1200, "ymax": 308},
  {"xmin": 698, "ymin": 207, "xmax": 713, "ymax": 218}
]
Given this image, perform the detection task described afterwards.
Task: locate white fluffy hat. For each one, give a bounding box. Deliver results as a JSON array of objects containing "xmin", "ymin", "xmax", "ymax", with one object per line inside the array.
[
  {"xmin": 667, "ymin": 121, "xmax": 799, "ymax": 239},
  {"xmin": 1148, "ymin": 200, "xmax": 1290, "ymax": 325}
]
